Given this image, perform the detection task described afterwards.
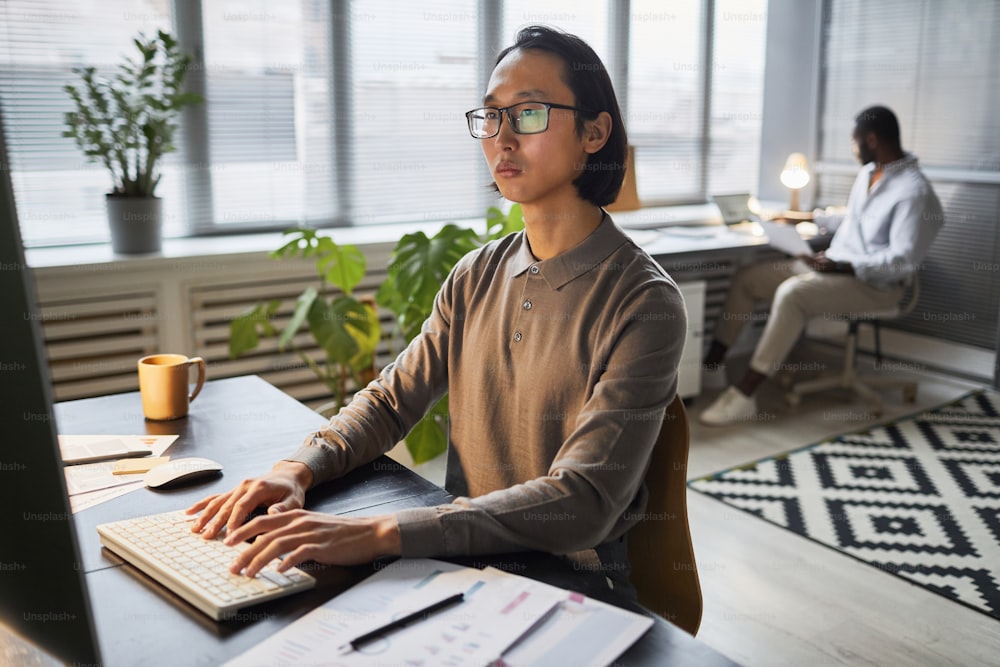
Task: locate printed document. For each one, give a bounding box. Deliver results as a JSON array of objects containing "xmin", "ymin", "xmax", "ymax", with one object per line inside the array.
[
  {"xmin": 759, "ymin": 219, "xmax": 814, "ymax": 257},
  {"xmin": 224, "ymin": 558, "xmax": 652, "ymax": 666}
]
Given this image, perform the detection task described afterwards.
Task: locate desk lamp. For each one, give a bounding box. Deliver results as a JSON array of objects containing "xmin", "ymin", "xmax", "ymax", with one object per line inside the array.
[{"xmin": 779, "ymin": 152, "xmax": 810, "ymax": 212}]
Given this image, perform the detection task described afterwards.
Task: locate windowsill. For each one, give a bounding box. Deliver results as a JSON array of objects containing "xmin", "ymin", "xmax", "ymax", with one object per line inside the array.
[
  {"xmin": 24, "ymin": 204, "xmax": 740, "ymax": 270},
  {"xmin": 24, "ymin": 217, "xmax": 476, "ymax": 270}
]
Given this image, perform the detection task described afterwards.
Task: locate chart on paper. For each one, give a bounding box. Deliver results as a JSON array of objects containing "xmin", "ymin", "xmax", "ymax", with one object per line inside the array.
[{"xmin": 224, "ymin": 559, "xmax": 566, "ymax": 666}]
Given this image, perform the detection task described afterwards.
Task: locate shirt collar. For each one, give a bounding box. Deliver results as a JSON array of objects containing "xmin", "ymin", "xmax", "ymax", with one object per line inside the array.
[
  {"xmin": 868, "ymin": 152, "xmax": 918, "ymax": 176},
  {"xmin": 510, "ymin": 213, "xmax": 629, "ymax": 290}
]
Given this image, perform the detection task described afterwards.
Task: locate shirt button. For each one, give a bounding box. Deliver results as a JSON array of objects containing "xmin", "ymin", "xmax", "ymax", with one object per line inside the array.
[
  {"xmin": 522, "ymin": 299, "xmax": 532, "ymax": 310},
  {"xmin": 513, "ymin": 331, "xmax": 522, "ymax": 342},
  {"xmin": 529, "ymin": 265, "xmax": 540, "ymax": 274}
]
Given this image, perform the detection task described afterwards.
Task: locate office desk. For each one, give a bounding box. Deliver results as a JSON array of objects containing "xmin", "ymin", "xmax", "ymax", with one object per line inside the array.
[{"xmin": 59, "ymin": 376, "xmax": 737, "ymax": 666}]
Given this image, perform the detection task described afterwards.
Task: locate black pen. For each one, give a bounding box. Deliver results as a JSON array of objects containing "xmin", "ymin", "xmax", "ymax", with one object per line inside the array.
[{"xmin": 338, "ymin": 592, "xmax": 466, "ymax": 653}]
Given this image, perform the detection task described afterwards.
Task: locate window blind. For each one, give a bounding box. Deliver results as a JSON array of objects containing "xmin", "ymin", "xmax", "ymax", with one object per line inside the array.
[
  {"xmin": 818, "ymin": 0, "xmax": 1000, "ymax": 350},
  {"xmin": 0, "ymin": 0, "xmax": 178, "ymax": 246},
  {"xmin": 199, "ymin": 0, "xmax": 337, "ymax": 230},
  {"xmin": 707, "ymin": 0, "xmax": 767, "ymax": 196},
  {"xmin": 348, "ymin": 0, "xmax": 486, "ymax": 225},
  {"xmin": 1, "ymin": 0, "xmax": 768, "ymax": 247},
  {"xmin": 627, "ymin": 0, "xmax": 704, "ymax": 202}
]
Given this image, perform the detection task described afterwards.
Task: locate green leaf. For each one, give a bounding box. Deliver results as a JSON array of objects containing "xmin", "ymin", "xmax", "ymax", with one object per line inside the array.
[
  {"xmin": 405, "ymin": 396, "xmax": 449, "ymax": 464},
  {"xmin": 485, "ymin": 203, "xmax": 525, "ymax": 241},
  {"xmin": 279, "ymin": 286, "xmax": 318, "ymax": 351},
  {"xmin": 271, "ymin": 228, "xmax": 317, "ymax": 259},
  {"xmin": 380, "ymin": 225, "xmax": 479, "ymax": 341},
  {"xmin": 228, "ymin": 300, "xmax": 279, "ymax": 359},
  {"xmin": 346, "ymin": 300, "xmax": 381, "ymax": 370},
  {"xmin": 307, "ymin": 296, "xmax": 377, "ymax": 367},
  {"xmin": 317, "ymin": 241, "xmax": 366, "ymax": 296}
]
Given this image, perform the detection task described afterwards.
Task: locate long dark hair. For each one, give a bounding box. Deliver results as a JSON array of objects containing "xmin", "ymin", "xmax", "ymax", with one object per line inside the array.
[{"xmin": 493, "ymin": 25, "xmax": 628, "ymax": 207}]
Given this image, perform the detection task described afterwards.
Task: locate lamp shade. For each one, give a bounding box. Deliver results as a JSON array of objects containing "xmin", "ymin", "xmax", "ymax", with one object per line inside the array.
[{"xmin": 780, "ymin": 152, "xmax": 810, "ymax": 190}]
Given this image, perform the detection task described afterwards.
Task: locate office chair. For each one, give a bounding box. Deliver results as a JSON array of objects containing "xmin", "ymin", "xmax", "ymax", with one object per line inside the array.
[
  {"xmin": 628, "ymin": 395, "xmax": 703, "ymax": 636},
  {"xmin": 785, "ymin": 275, "xmax": 920, "ymax": 416}
]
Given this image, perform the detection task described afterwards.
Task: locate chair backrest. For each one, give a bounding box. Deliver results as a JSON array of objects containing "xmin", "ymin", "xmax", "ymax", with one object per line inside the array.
[{"xmin": 627, "ymin": 395, "xmax": 703, "ymax": 636}]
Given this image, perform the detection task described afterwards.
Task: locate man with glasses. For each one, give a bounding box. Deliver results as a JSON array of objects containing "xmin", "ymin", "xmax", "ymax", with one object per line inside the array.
[{"xmin": 189, "ymin": 26, "xmax": 685, "ymax": 598}]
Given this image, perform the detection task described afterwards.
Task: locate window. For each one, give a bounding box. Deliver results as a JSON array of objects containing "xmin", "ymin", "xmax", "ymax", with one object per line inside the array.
[
  {"xmin": 817, "ymin": 0, "xmax": 1000, "ymax": 349},
  {"xmin": 0, "ymin": 1, "xmax": 767, "ymax": 247},
  {"xmin": 199, "ymin": 0, "xmax": 337, "ymax": 230},
  {"xmin": 0, "ymin": 0, "xmax": 177, "ymax": 246}
]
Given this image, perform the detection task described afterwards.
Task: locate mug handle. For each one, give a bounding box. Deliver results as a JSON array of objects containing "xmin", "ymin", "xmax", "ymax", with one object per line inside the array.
[{"xmin": 188, "ymin": 357, "xmax": 206, "ymax": 402}]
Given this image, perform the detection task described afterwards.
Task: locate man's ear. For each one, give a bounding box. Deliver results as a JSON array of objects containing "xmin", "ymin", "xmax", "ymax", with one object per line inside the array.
[
  {"xmin": 582, "ymin": 111, "xmax": 612, "ymax": 154},
  {"xmin": 863, "ymin": 130, "xmax": 878, "ymax": 151}
]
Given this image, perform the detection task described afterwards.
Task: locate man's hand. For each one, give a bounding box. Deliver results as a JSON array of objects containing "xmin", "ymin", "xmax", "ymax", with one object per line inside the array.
[
  {"xmin": 222, "ymin": 510, "xmax": 401, "ymax": 577},
  {"xmin": 185, "ymin": 460, "xmax": 314, "ymax": 539},
  {"xmin": 800, "ymin": 251, "xmax": 854, "ymax": 274}
]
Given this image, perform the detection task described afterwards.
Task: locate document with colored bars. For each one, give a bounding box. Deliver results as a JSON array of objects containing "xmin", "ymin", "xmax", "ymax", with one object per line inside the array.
[{"xmin": 224, "ymin": 557, "xmax": 653, "ymax": 666}]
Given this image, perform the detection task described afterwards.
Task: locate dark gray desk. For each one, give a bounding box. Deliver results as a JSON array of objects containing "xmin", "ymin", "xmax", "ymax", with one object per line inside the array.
[{"xmin": 60, "ymin": 375, "xmax": 737, "ymax": 666}]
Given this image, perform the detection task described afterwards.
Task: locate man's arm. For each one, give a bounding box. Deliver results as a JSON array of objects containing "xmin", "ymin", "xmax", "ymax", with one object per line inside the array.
[
  {"xmin": 187, "ymin": 258, "xmax": 462, "ymax": 539},
  {"xmin": 187, "ymin": 460, "xmax": 314, "ymax": 537},
  {"xmin": 833, "ymin": 183, "xmax": 943, "ymax": 286}
]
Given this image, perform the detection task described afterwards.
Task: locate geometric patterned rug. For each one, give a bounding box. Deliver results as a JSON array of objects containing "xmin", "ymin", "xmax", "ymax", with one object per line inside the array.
[{"xmin": 689, "ymin": 389, "xmax": 1000, "ymax": 621}]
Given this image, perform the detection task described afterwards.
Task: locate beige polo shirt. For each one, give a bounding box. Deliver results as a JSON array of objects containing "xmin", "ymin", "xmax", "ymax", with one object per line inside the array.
[{"xmin": 288, "ymin": 215, "xmax": 687, "ymax": 558}]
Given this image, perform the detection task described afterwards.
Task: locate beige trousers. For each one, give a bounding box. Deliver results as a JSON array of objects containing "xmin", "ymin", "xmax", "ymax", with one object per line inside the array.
[{"xmin": 714, "ymin": 259, "xmax": 904, "ymax": 376}]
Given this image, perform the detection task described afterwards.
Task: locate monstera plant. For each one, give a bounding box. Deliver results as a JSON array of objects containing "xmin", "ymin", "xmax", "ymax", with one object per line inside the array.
[
  {"xmin": 229, "ymin": 204, "xmax": 525, "ymax": 464},
  {"xmin": 228, "ymin": 229, "xmax": 380, "ymax": 414},
  {"xmin": 376, "ymin": 204, "xmax": 524, "ymax": 463}
]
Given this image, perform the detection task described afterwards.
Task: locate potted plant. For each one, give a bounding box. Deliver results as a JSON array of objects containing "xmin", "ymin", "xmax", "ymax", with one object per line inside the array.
[
  {"xmin": 63, "ymin": 30, "xmax": 202, "ymax": 254},
  {"xmin": 227, "ymin": 204, "xmax": 524, "ymax": 465}
]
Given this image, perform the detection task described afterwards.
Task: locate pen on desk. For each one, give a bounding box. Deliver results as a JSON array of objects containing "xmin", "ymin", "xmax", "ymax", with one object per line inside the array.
[{"xmin": 338, "ymin": 592, "xmax": 465, "ymax": 654}]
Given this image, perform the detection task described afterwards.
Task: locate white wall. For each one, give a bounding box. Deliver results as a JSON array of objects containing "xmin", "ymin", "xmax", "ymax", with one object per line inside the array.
[{"xmin": 756, "ymin": 0, "xmax": 823, "ymax": 207}]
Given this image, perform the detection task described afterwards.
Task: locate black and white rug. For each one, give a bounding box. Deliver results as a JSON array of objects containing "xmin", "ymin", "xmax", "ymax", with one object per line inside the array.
[{"xmin": 689, "ymin": 390, "xmax": 1000, "ymax": 620}]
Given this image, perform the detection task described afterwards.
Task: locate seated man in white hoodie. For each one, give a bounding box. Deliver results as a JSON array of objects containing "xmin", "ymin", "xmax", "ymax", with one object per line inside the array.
[{"xmin": 700, "ymin": 105, "xmax": 943, "ymax": 426}]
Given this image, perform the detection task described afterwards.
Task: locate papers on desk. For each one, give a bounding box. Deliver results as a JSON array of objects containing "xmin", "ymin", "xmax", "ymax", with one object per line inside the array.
[
  {"xmin": 60, "ymin": 435, "xmax": 177, "ymax": 513},
  {"xmin": 759, "ymin": 219, "xmax": 815, "ymax": 257},
  {"xmin": 225, "ymin": 558, "xmax": 652, "ymax": 667}
]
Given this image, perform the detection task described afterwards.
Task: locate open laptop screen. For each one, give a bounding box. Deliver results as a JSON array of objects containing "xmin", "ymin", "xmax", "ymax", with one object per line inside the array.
[{"xmin": 712, "ymin": 193, "xmax": 761, "ymax": 225}]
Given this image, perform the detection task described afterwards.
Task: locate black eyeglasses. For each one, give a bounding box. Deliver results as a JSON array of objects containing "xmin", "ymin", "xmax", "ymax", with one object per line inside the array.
[{"xmin": 465, "ymin": 101, "xmax": 597, "ymax": 139}]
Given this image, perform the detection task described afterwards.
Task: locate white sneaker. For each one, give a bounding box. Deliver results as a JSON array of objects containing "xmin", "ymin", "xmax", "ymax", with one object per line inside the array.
[
  {"xmin": 702, "ymin": 364, "xmax": 728, "ymax": 391},
  {"xmin": 700, "ymin": 387, "xmax": 758, "ymax": 426}
]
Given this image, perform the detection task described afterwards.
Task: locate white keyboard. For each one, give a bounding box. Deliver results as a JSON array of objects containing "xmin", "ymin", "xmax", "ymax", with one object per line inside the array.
[{"xmin": 96, "ymin": 510, "xmax": 315, "ymax": 620}]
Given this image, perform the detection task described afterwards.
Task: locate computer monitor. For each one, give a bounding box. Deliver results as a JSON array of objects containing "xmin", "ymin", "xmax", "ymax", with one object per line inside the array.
[{"xmin": 0, "ymin": 109, "xmax": 102, "ymax": 664}]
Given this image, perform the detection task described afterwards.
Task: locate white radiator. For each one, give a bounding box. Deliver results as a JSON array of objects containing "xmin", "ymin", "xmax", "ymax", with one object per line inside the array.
[{"xmin": 39, "ymin": 290, "xmax": 160, "ymax": 401}]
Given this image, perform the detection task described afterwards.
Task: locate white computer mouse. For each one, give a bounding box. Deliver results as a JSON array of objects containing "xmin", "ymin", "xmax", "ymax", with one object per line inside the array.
[{"xmin": 144, "ymin": 457, "xmax": 223, "ymax": 488}]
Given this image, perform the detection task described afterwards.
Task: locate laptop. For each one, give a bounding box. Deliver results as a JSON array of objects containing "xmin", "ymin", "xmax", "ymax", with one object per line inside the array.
[
  {"xmin": 712, "ymin": 193, "xmax": 763, "ymax": 226},
  {"xmin": 713, "ymin": 193, "xmax": 814, "ymax": 256}
]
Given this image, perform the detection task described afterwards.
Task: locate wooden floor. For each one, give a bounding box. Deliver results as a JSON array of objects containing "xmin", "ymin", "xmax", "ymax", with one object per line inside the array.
[
  {"xmin": 389, "ymin": 345, "xmax": 1000, "ymax": 665},
  {"xmin": 687, "ymin": 346, "xmax": 1000, "ymax": 666}
]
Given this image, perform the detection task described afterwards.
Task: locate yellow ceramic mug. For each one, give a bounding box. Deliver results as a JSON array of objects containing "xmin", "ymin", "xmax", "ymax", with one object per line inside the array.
[{"xmin": 137, "ymin": 354, "xmax": 206, "ymax": 420}]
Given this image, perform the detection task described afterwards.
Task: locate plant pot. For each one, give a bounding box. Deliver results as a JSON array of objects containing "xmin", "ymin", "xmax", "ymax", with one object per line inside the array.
[{"xmin": 106, "ymin": 195, "xmax": 162, "ymax": 254}]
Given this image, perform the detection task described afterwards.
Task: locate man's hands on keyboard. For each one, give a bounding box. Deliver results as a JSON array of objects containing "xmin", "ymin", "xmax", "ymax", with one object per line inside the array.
[
  {"xmin": 185, "ymin": 460, "xmax": 401, "ymax": 577},
  {"xmin": 221, "ymin": 509, "xmax": 401, "ymax": 577},
  {"xmin": 186, "ymin": 460, "xmax": 313, "ymax": 539}
]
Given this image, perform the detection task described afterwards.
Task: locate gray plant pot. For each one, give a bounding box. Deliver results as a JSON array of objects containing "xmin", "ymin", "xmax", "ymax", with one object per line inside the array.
[{"xmin": 106, "ymin": 195, "xmax": 162, "ymax": 254}]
